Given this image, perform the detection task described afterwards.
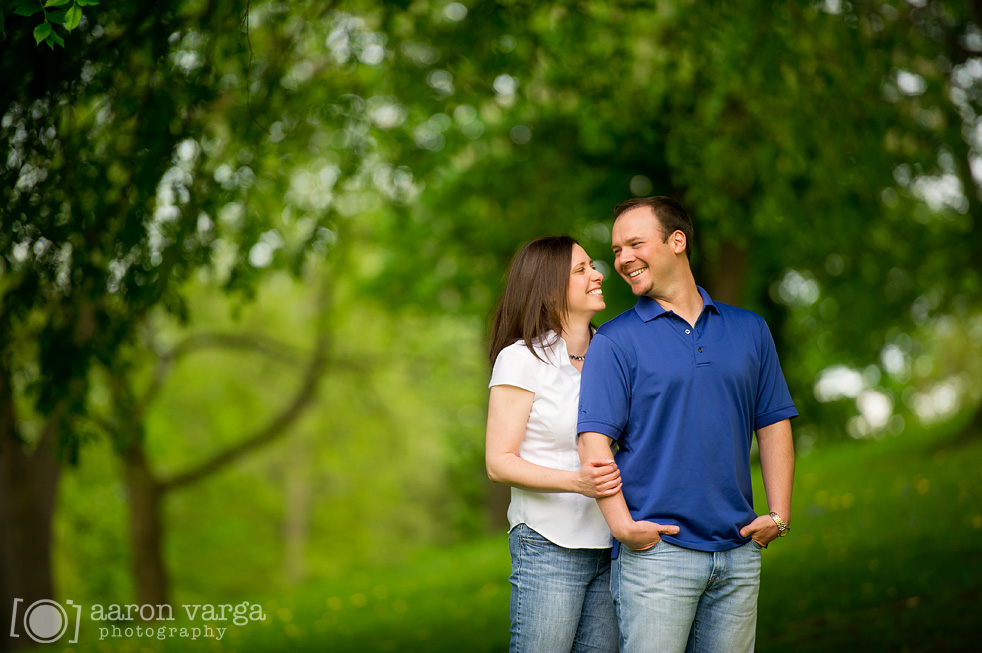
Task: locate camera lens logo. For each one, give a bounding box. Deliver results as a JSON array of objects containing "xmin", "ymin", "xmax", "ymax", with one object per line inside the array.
[{"xmin": 9, "ymin": 598, "xmax": 81, "ymax": 644}]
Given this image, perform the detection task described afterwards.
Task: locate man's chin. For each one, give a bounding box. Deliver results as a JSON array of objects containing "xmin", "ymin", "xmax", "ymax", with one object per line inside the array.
[{"xmin": 619, "ymin": 273, "xmax": 651, "ymax": 297}]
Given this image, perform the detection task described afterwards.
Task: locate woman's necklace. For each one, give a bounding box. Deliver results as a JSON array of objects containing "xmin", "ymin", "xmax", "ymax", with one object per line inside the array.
[{"xmin": 567, "ymin": 328, "xmax": 590, "ymax": 362}]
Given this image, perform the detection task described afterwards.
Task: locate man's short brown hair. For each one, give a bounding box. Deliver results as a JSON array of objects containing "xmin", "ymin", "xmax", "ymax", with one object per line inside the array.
[{"xmin": 612, "ymin": 196, "xmax": 693, "ymax": 259}]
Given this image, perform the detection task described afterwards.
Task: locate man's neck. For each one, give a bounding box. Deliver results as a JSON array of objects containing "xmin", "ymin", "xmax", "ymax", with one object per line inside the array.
[{"xmin": 649, "ymin": 276, "xmax": 704, "ymax": 328}]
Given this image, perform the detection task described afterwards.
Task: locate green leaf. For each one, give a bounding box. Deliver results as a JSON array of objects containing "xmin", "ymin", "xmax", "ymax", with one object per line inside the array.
[
  {"xmin": 64, "ymin": 2, "xmax": 80, "ymax": 30},
  {"xmin": 13, "ymin": 3, "xmax": 44, "ymax": 17},
  {"xmin": 75, "ymin": 0, "xmax": 99, "ymax": 5},
  {"xmin": 33, "ymin": 20, "xmax": 52, "ymax": 44},
  {"xmin": 47, "ymin": 8, "xmax": 67, "ymax": 23},
  {"xmin": 45, "ymin": 0, "xmax": 72, "ymax": 7},
  {"xmin": 0, "ymin": 4, "xmax": 6, "ymax": 41},
  {"xmin": 49, "ymin": 25, "xmax": 64, "ymax": 47}
]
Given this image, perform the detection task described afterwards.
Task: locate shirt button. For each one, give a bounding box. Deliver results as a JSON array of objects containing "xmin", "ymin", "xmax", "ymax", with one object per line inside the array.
[
  {"xmin": 698, "ymin": 347, "xmax": 703, "ymax": 353},
  {"xmin": 685, "ymin": 329, "xmax": 691, "ymax": 334}
]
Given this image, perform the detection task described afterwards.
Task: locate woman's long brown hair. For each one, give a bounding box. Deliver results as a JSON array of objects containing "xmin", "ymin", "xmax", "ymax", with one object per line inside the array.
[{"xmin": 488, "ymin": 235, "xmax": 577, "ymax": 367}]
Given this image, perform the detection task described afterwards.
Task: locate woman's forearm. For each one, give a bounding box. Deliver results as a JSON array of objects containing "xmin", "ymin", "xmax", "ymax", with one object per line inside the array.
[{"xmin": 486, "ymin": 452, "xmax": 579, "ymax": 493}]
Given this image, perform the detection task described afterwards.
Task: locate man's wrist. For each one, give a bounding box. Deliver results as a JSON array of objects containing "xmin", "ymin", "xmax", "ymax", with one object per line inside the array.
[
  {"xmin": 769, "ymin": 511, "xmax": 790, "ymax": 537},
  {"xmin": 607, "ymin": 514, "xmax": 637, "ymax": 541}
]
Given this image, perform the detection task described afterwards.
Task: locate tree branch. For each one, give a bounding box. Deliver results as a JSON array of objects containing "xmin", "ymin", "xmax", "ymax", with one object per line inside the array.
[
  {"xmin": 137, "ymin": 331, "xmax": 310, "ymax": 421},
  {"xmin": 159, "ymin": 327, "xmax": 329, "ymax": 493},
  {"xmin": 155, "ymin": 265, "xmax": 336, "ymax": 494}
]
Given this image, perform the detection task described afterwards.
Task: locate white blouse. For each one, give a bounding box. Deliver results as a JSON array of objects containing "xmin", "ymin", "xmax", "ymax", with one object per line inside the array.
[{"xmin": 489, "ymin": 333, "xmax": 613, "ymax": 549}]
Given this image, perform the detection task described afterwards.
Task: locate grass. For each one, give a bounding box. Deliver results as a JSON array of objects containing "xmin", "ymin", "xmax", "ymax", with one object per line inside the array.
[
  {"xmin": 53, "ymin": 427, "xmax": 982, "ymax": 652},
  {"xmin": 55, "ymin": 538, "xmax": 513, "ymax": 653},
  {"xmin": 755, "ymin": 429, "xmax": 982, "ymax": 652}
]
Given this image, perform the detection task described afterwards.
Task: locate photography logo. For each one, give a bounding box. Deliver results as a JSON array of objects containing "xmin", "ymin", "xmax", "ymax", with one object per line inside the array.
[{"xmin": 9, "ymin": 598, "xmax": 81, "ymax": 644}]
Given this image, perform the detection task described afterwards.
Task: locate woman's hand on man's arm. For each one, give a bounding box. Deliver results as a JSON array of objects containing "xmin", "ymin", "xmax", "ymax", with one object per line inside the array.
[
  {"xmin": 487, "ymin": 385, "xmax": 621, "ymax": 495},
  {"xmin": 574, "ymin": 458, "xmax": 621, "ymax": 498}
]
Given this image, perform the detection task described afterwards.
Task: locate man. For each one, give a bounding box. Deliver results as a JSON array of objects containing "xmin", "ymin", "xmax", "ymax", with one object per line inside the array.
[{"xmin": 577, "ymin": 196, "xmax": 797, "ymax": 653}]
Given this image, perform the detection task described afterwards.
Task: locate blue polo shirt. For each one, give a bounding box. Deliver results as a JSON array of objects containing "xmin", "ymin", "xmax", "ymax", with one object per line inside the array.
[{"xmin": 577, "ymin": 287, "xmax": 797, "ymax": 554}]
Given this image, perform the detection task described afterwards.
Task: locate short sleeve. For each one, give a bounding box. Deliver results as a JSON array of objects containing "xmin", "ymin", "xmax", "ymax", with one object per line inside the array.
[
  {"xmin": 489, "ymin": 343, "xmax": 540, "ymax": 393},
  {"xmin": 577, "ymin": 333, "xmax": 631, "ymax": 441},
  {"xmin": 754, "ymin": 321, "xmax": 798, "ymax": 429}
]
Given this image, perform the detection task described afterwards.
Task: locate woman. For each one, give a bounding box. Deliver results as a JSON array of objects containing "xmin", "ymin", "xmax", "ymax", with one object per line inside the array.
[{"xmin": 486, "ymin": 235, "xmax": 621, "ymax": 653}]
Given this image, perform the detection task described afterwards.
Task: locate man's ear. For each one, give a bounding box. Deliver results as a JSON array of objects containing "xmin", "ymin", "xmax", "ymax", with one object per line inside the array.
[{"xmin": 671, "ymin": 231, "xmax": 686, "ymax": 254}]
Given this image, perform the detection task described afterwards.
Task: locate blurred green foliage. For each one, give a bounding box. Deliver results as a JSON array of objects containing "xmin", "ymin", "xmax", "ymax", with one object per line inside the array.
[
  {"xmin": 2, "ymin": 0, "xmax": 982, "ymax": 650},
  {"xmin": 52, "ymin": 271, "xmax": 490, "ymax": 602}
]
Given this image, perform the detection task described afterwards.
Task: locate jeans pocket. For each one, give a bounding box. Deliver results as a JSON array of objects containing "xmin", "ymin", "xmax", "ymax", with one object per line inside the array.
[
  {"xmin": 625, "ymin": 538, "xmax": 666, "ymax": 555},
  {"xmin": 517, "ymin": 524, "xmax": 553, "ymax": 548}
]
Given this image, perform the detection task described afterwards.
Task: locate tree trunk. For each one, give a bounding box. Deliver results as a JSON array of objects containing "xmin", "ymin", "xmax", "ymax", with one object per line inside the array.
[
  {"xmin": 121, "ymin": 444, "xmax": 169, "ymax": 609},
  {"xmin": 282, "ymin": 436, "xmax": 312, "ymax": 586},
  {"xmin": 954, "ymin": 401, "xmax": 982, "ymax": 447},
  {"xmin": 706, "ymin": 239, "xmax": 747, "ymax": 307},
  {"xmin": 0, "ymin": 366, "xmax": 61, "ymax": 652},
  {"xmin": 485, "ymin": 481, "xmax": 510, "ymax": 531}
]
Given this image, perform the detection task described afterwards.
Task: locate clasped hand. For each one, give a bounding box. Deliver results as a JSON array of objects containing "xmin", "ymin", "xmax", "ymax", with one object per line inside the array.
[{"xmin": 574, "ymin": 458, "xmax": 621, "ymax": 498}]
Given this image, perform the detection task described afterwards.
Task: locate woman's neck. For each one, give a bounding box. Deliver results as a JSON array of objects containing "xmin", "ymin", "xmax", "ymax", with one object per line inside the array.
[{"xmin": 560, "ymin": 318, "xmax": 593, "ymax": 357}]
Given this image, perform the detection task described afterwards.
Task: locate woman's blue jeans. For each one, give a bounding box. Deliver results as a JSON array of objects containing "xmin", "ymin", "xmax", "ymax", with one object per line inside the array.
[
  {"xmin": 611, "ymin": 538, "xmax": 762, "ymax": 653},
  {"xmin": 508, "ymin": 523, "xmax": 618, "ymax": 653}
]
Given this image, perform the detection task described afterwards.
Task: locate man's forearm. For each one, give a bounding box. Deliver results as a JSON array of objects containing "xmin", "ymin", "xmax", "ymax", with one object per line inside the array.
[
  {"xmin": 579, "ymin": 431, "xmax": 680, "ymax": 549},
  {"xmin": 595, "ymin": 486, "xmax": 637, "ymax": 538},
  {"xmin": 579, "ymin": 431, "xmax": 633, "ymax": 537},
  {"xmin": 756, "ymin": 419, "xmax": 795, "ymax": 521}
]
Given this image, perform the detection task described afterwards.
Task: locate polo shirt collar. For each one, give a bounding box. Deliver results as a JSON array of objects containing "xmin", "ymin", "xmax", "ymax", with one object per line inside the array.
[{"xmin": 633, "ymin": 286, "xmax": 719, "ymax": 322}]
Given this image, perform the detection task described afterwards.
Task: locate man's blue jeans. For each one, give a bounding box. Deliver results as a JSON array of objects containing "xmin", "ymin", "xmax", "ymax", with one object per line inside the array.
[
  {"xmin": 611, "ymin": 539, "xmax": 762, "ymax": 653},
  {"xmin": 508, "ymin": 523, "xmax": 618, "ymax": 653}
]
